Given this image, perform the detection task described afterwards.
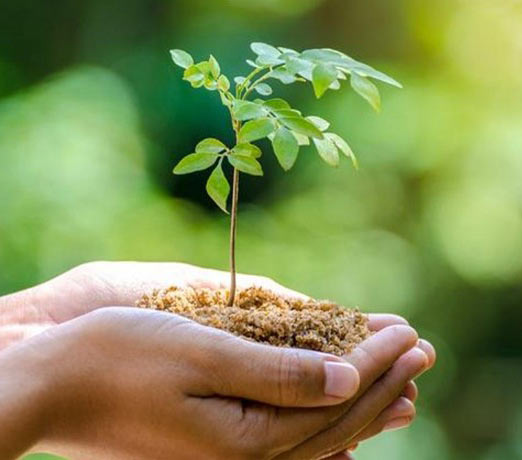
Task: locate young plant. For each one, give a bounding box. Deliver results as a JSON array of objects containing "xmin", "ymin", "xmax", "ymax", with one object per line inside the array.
[{"xmin": 171, "ymin": 43, "xmax": 401, "ymax": 306}]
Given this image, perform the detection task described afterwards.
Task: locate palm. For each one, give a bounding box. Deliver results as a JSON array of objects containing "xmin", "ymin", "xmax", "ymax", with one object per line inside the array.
[{"xmin": 1, "ymin": 261, "xmax": 404, "ymax": 349}]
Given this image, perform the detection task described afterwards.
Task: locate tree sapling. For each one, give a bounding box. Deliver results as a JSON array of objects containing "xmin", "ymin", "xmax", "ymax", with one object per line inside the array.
[{"xmin": 139, "ymin": 43, "xmax": 401, "ymax": 355}]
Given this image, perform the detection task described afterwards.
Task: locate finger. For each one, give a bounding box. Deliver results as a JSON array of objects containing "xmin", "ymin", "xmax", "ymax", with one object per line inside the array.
[
  {"xmin": 0, "ymin": 324, "xmax": 52, "ymax": 351},
  {"xmin": 197, "ymin": 325, "xmax": 417, "ymax": 408},
  {"xmin": 402, "ymin": 380, "xmax": 418, "ymax": 402},
  {"xmin": 241, "ymin": 325, "xmax": 419, "ymax": 450},
  {"xmin": 187, "ymin": 333, "xmax": 360, "ymax": 407},
  {"xmin": 60, "ymin": 262, "xmax": 309, "ymax": 313},
  {"xmin": 367, "ymin": 314, "xmax": 408, "ymax": 331},
  {"xmin": 184, "ymin": 325, "xmax": 421, "ymax": 458},
  {"xmin": 277, "ymin": 348, "xmax": 428, "ymax": 460},
  {"xmin": 417, "ymin": 339, "xmax": 436, "ymax": 369},
  {"xmin": 343, "ymin": 325, "xmax": 418, "ymax": 397},
  {"xmin": 338, "ymin": 387, "xmax": 417, "ymax": 447},
  {"xmin": 325, "ymin": 451, "xmax": 355, "ymax": 460},
  {"xmin": 349, "ymin": 396, "xmax": 415, "ymax": 444}
]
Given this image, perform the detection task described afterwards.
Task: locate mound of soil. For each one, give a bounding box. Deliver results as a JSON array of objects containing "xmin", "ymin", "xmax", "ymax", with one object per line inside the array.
[{"xmin": 137, "ymin": 286, "xmax": 370, "ymax": 356}]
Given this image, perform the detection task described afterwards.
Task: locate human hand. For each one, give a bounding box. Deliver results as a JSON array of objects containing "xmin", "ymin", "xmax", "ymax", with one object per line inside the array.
[
  {"xmin": 2, "ymin": 305, "xmax": 429, "ymax": 460},
  {"xmin": 0, "ymin": 261, "xmax": 308, "ymax": 347},
  {"xmin": 0, "ymin": 262, "xmax": 435, "ymax": 457}
]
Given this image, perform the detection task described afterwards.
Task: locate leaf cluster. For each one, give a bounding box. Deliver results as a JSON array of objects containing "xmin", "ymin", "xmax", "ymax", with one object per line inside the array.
[{"xmin": 170, "ymin": 43, "xmax": 401, "ymax": 211}]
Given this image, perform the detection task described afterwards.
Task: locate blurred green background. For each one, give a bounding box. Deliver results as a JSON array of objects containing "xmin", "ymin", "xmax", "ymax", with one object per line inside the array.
[{"xmin": 1, "ymin": 0, "xmax": 521, "ymax": 459}]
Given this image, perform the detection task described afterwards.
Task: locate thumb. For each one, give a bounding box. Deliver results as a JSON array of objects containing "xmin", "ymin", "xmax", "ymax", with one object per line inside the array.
[{"xmin": 191, "ymin": 336, "xmax": 360, "ymax": 408}]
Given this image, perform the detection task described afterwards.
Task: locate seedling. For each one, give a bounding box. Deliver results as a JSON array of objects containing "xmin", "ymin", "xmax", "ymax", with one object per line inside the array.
[{"xmin": 171, "ymin": 43, "xmax": 401, "ymax": 306}]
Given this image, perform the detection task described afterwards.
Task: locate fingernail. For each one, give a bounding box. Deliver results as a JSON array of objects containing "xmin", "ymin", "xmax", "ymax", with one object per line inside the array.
[
  {"xmin": 384, "ymin": 416, "xmax": 411, "ymax": 431},
  {"xmin": 324, "ymin": 362, "xmax": 360, "ymax": 399},
  {"xmin": 392, "ymin": 396, "xmax": 414, "ymax": 415},
  {"xmin": 411, "ymin": 347, "xmax": 429, "ymax": 377},
  {"xmin": 417, "ymin": 339, "xmax": 436, "ymax": 368}
]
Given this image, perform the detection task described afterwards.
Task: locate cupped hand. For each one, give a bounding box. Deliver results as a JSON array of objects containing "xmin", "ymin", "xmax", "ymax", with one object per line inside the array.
[
  {"xmin": 2, "ymin": 306, "xmax": 426, "ymax": 460},
  {"xmin": 0, "ymin": 261, "xmax": 308, "ymax": 345},
  {"xmin": 0, "ymin": 262, "xmax": 436, "ymax": 458}
]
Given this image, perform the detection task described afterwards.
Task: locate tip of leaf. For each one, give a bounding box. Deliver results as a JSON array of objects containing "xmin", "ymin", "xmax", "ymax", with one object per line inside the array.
[{"xmin": 388, "ymin": 78, "xmax": 403, "ymax": 89}]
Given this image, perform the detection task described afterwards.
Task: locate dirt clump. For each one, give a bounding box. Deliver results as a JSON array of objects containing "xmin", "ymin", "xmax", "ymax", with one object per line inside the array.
[{"xmin": 137, "ymin": 286, "xmax": 370, "ymax": 356}]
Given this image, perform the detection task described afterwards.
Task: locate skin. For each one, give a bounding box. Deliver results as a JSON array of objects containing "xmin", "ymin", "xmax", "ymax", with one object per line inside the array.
[{"xmin": 0, "ymin": 262, "xmax": 436, "ymax": 459}]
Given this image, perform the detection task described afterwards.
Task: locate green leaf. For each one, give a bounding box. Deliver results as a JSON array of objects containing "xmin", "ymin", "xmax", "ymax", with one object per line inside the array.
[
  {"xmin": 238, "ymin": 118, "xmax": 276, "ymax": 143},
  {"xmin": 196, "ymin": 138, "xmax": 227, "ymax": 154},
  {"xmin": 300, "ymin": 48, "xmax": 402, "ymax": 88},
  {"xmin": 280, "ymin": 117, "xmax": 324, "ymax": 139},
  {"xmin": 228, "ymin": 155, "xmax": 263, "ymax": 176},
  {"xmin": 220, "ymin": 91, "xmax": 232, "ymax": 107},
  {"xmin": 293, "ymin": 131, "xmax": 310, "ymax": 146},
  {"xmin": 271, "ymin": 108, "xmax": 302, "ymax": 118},
  {"xmin": 233, "ymin": 100, "xmax": 267, "ymax": 121},
  {"xmin": 232, "ymin": 143, "xmax": 262, "ymax": 158},
  {"xmin": 302, "ymin": 48, "xmax": 351, "ymax": 67},
  {"xmin": 263, "ymin": 98, "xmax": 291, "ymax": 110},
  {"xmin": 256, "ymin": 55, "xmax": 284, "ymax": 66},
  {"xmin": 285, "ymin": 57, "xmax": 313, "ymax": 76},
  {"xmin": 312, "ymin": 62, "xmax": 338, "ymax": 98},
  {"xmin": 217, "ymin": 75, "xmax": 230, "ymax": 92},
  {"xmin": 183, "ymin": 65, "xmax": 205, "ymax": 88},
  {"xmin": 350, "ymin": 63, "xmax": 402, "ymax": 88},
  {"xmin": 251, "ymin": 42, "xmax": 281, "ymax": 57},
  {"xmin": 246, "ymin": 59, "xmax": 260, "ymax": 68},
  {"xmin": 209, "ymin": 55, "xmax": 220, "ymax": 79},
  {"xmin": 306, "ymin": 116, "xmax": 330, "ymax": 132},
  {"xmin": 254, "ymin": 83, "xmax": 273, "ymax": 96},
  {"xmin": 271, "ymin": 68, "xmax": 297, "ymax": 84},
  {"xmin": 272, "ymin": 127, "xmax": 299, "ymax": 171},
  {"xmin": 173, "ymin": 153, "xmax": 218, "ymax": 175},
  {"xmin": 278, "ymin": 46, "xmax": 299, "ymax": 56},
  {"xmin": 325, "ymin": 133, "xmax": 358, "ymax": 169},
  {"xmin": 206, "ymin": 163, "xmax": 230, "ymax": 213},
  {"xmin": 351, "ymin": 72, "xmax": 381, "ymax": 112},
  {"xmin": 313, "ymin": 137, "xmax": 340, "ymax": 167},
  {"xmin": 234, "ymin": 76, "xmax": 246, "ymax": 85},
  {"xmin": 195, "ymin": 61, "xmax": 211, "ymax": 76},
  {"xmin": 204, "ymin": 80, "xmax": 218, "ymax": 91},
  {"xmin": 170, "ymin": 49, "xmax": 194, "ymax": 69}
]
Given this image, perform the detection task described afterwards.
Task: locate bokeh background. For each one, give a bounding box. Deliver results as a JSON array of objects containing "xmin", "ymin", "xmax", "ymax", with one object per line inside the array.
[{"xmin": 1, "ymin": 1, "xmax": 521, "ymax": 459}]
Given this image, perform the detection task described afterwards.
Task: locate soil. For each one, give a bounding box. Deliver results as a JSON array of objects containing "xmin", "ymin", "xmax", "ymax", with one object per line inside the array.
[{"xmin": 137, "ymin": 286, "xmax": 370, "ymax": 356}]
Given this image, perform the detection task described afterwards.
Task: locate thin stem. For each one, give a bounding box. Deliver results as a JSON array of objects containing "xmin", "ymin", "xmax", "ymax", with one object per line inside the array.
[
  {"xmin": 223, "ymin": 62, "xmax": 281, "ymax": 305},
  {"xmin": 227, "ymin": 167, "xmax": 240, "ymax": 306},
  {"xmin": 243, "ymin": 69, "xmax": 274, "ymax": 99},
  {"xmin": 226, "ymin": 114, "xmax": 241, "ymax": 307},
  {"xmin": 237, "ymin": 66, "xmax": 266, "ymax": 98}
]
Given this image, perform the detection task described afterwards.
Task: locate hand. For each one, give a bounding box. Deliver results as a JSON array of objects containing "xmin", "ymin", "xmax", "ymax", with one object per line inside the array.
[
  {"xmin": 2, "ymin": 305, "xmax": 429, "ymax": 460},
  {"xmin": 0, "ymin": 262, "xmax": 436, "ymax": 457},
  {"xmin": 0, "ymin": 261, "xmax": 308, "ymax": 347}
]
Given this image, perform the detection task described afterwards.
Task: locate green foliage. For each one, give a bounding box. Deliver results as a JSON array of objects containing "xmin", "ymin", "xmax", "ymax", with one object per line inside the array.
[
  {"xmin": 272, "ymin": 127, "xmax": 299, "ymax": 171},
  {"xmin": 238, "ymin": 118, "xmax": 276, "ymax": 143},
  {"xmin": 228, "ymin": 154, "xmax": 263, "ymax": 176},
  {"xmin": 170, "ymin": 42, "xmax": 400, "ymax": 211},
  {"xmin": 206, "ymin": 163, "xmax": 230, "ymax": 213}
]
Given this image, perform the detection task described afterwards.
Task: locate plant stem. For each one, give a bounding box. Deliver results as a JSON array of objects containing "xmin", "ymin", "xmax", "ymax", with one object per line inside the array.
[
  {"xmin": 243, "ymin": 69, "xmax": 274, "ymax": 99},
  {"xmin": 237, "ymin": 66, "xmax": 266, "ymax": 98},
  {"xmin": 227, "ymin": 167, "xmax": 240, "ymax": 306}
]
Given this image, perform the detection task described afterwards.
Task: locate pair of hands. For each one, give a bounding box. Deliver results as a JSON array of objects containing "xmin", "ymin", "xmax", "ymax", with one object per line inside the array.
[{"xmin": 0, "ymin": 262, "xmax": 436, "ymax": 460}]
